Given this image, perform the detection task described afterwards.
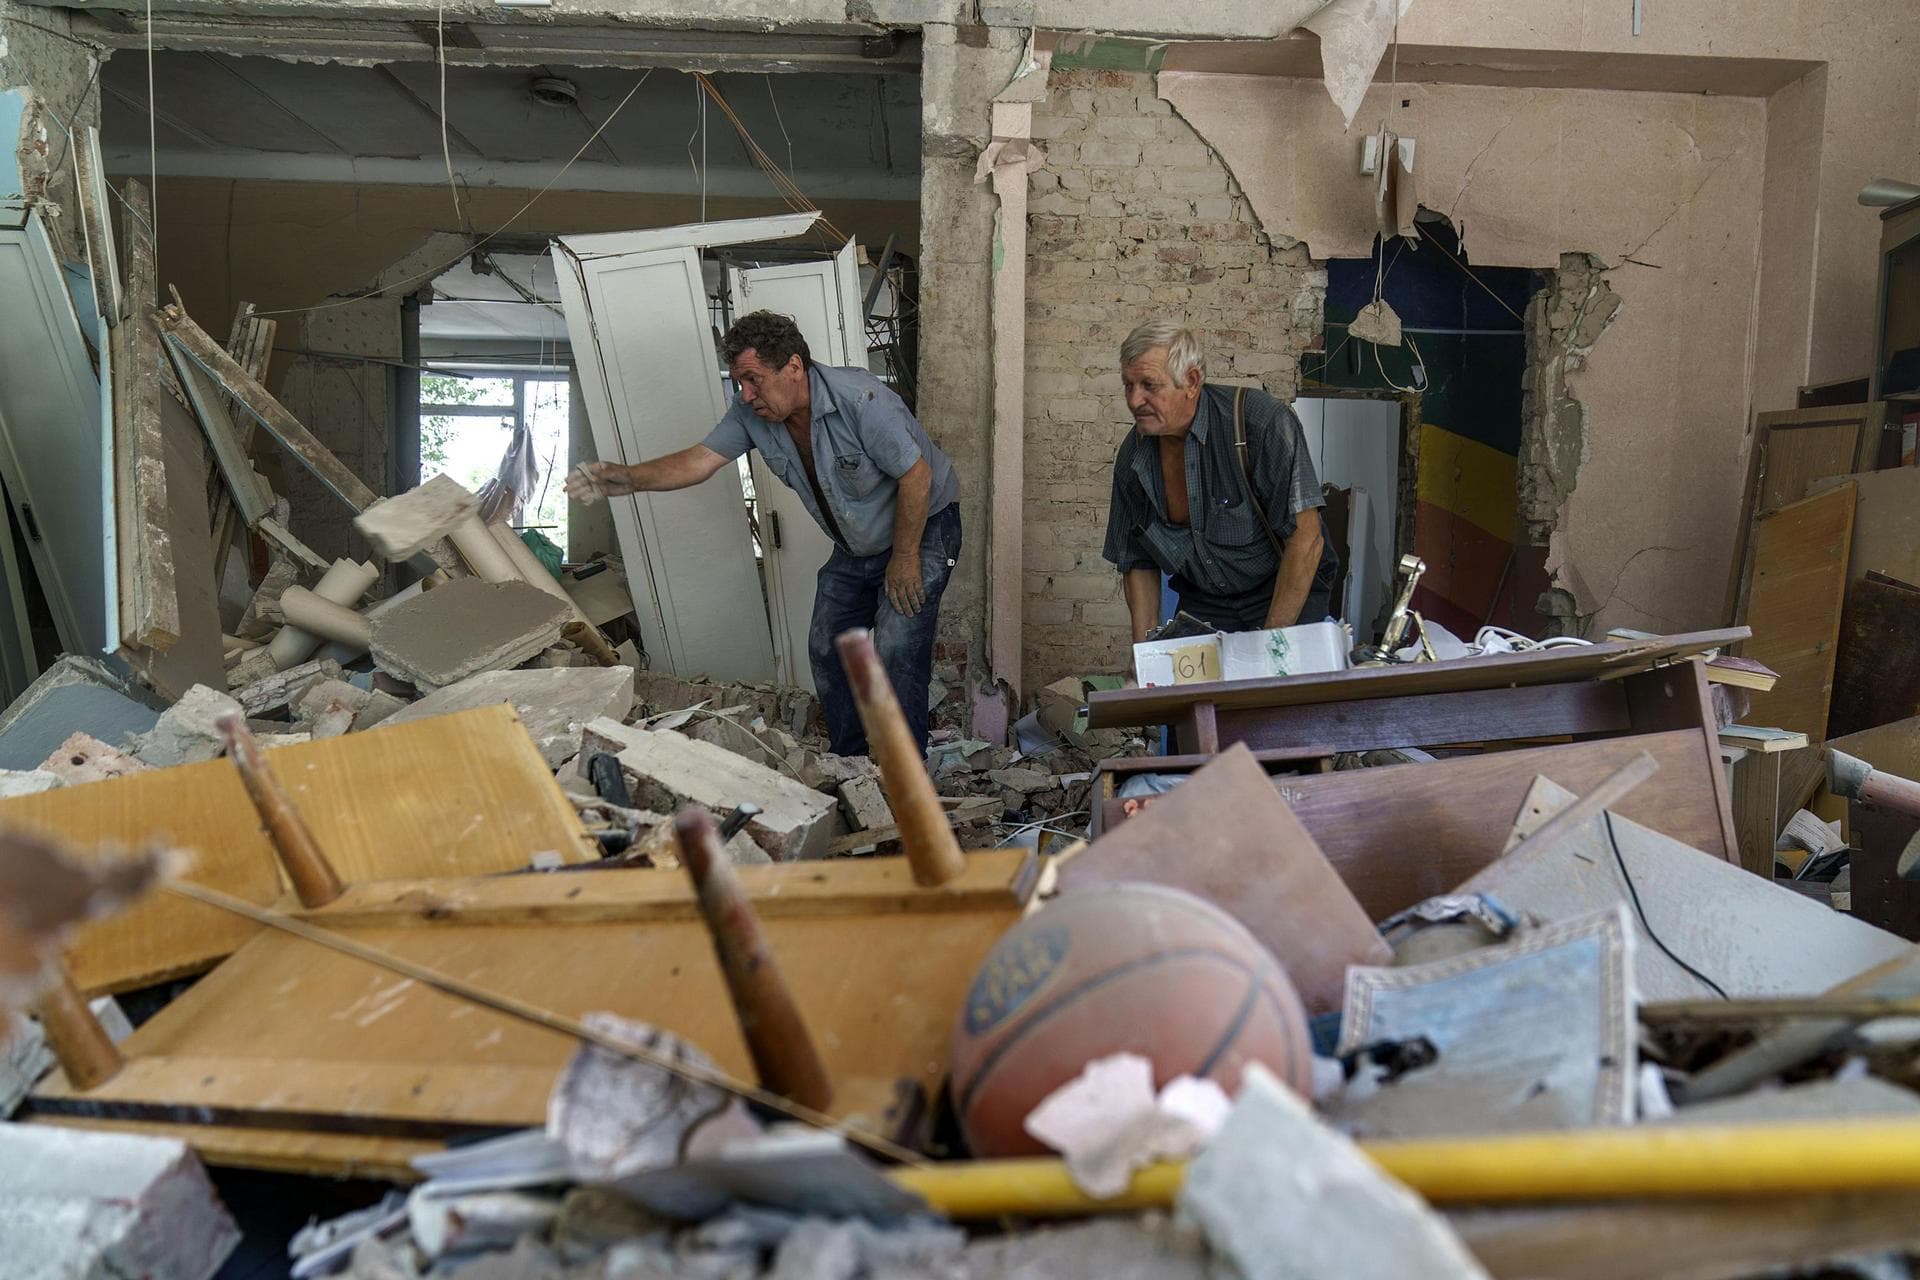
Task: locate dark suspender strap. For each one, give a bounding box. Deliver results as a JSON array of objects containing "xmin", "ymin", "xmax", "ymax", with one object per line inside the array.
[{"xmin": 1231, "ymin": 385, "xmax": 1285, "ymax": 559}]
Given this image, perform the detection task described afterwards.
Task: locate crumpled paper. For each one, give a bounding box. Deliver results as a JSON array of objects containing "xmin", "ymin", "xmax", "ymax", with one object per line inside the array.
[{"xmin": 1023, "ymin": 1053, "xmax": 1231, "ymax": 1198}]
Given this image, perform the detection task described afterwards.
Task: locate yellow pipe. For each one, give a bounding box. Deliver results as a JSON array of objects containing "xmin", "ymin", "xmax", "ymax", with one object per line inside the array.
[{"xmin": 891, "ymin": 1119, "xmax": 1920, "ymax": 1219}]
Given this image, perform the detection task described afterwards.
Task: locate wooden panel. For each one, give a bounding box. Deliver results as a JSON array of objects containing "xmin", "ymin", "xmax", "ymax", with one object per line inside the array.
[
  {"xmin": 1620, "ymin": 661, "xmax": 1741, "ymax": 857},
  {"xmin": 1270, "ymin": 731, "xmax": 1731, "ymax": 921},
  {"xmin": 1848, "ymin": 804, "xmax": 1920, "ymax": 941},
  {"xmin": 1214, "ymin": 681, "xmax": 1631, "ymax": 755},
  {"xmin": 1730, "ymin": 749, "xmax": 1790, "ymax": 877},
  {"xmin": 1724, "ymin": 403, "xmax": 1883, "ymax": 625},
  {"xmin": 0, "ymin": 705, "xmax": 596, "ymax": 993},
  {"xmin": 1828, "ymin": 716, "xmax": 1920, "ymax": 783},
  {"xmin": 1743, "ymin": 485, "xmax": 1857, "ymax": 741},
  {"xmin": 1809, "ymin": 467, "xmax": 1920, "ymax": 590},
  {"xmin": 1087, "ymin": 629, "xmax": 1746, "ymax": 731},
  {"xmin": 31, "ymin": 857, "xmax": 1032, "ymax": 1142},
  {"xmin": 1828, "ymin": 572, "xmax": 1920, "ymax": 738},
  {"xmin": 27, "ymin": 1115, "xmax": 438, "ymax": 1182}
]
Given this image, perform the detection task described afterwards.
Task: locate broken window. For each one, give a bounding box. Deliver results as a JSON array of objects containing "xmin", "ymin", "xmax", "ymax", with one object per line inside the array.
[{"xmin": 420, "ymin": 370, "xmax": 570, "ymax": 548}]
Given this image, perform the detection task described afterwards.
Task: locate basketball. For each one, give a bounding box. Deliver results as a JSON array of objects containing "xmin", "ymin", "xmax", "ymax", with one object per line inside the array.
[{"xmin": 948, "ymin": 882, "xmax": 1316, "ymax": 1157}]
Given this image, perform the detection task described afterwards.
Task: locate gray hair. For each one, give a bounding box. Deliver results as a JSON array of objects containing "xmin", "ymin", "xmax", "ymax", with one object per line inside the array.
[{"xmin": 1120, "ymin": 320, "xmax": 1206, "ymax": 384}]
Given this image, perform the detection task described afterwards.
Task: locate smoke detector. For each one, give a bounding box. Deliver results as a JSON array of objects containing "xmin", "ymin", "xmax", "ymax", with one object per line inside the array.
[{"xmin": 529, "ymin": 76, "xmax": 578, "ymax": 109}]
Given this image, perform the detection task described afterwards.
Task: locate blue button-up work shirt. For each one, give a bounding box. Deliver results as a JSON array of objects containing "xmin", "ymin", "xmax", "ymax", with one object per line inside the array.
[{"xmin": 702, "ymin": 364, "xmax": 960, "ymax": 558}]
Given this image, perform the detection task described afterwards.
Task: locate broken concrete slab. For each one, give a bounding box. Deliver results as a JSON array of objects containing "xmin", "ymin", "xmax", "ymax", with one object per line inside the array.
[
  {"xmin": 0, "ymin": 656, "xmax": 163, "ymax": 771},
  {"xmin": 39, "ymin": 732, "xmax": 150, "ymax": 785},
  {"xmin": 133, "ymin": 684, "xmax": 244, "ymax": 767},
  {"xmin": 1180, "ymin": 1064, "xmax": 1491, "ymax": 1280},
  {"xmin": 0, "ymin": 1124, "xmax": 239, "ymax": 1280},
  {"xmin": 353, "ymin": 689, "xmax": 409, "ymax": 731},
  {"xmin": 959, "ymin": 1217, "xmax": 1208, "ymax": 1279},
  {"xmin": 232, "ymin": 657, "xmax": 345, "ymax": 718},
  {"xmin": 631, "ymin": 670, "xmax": 822, "ymax": 741},
  {"xmin": 988, "ymin": 766, "xmax": 1053, "ymax": 793},
  {"xmin": 0, "ymin": 769, "xmax": 62, "ymax": 797},
  {"xmin": 837, "ymin": 775, "xmax": 894, "ymax": 832},
  {"xmin": 372, "ymin": 578, "xmax": 570, "ymax": 691},
  {"xmin": 582, "ymin": 717, "xmax": 840, "ymax": 860},
  {"xmin": 354, "ymin": 473, "xmax": 478, "ymax": 559},
  {"xmin": 293, "ymin": 678, "xmax": 372, "ymax": 728},
  {"xmin": 380, "ymin": 666, "xmax": 635, "ymax": 767}
]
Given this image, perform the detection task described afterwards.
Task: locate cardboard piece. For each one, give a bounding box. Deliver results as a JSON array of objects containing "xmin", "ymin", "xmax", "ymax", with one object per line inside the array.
[
  {"xmin": 1132, "ymin": 620, "xmax": 1350, "ymax": 689},
  {"xmin": 1330, "ymin": 908, "xmax": 1636, "ymax": 1139},
  {"xmin": 1058, "ymin": 743, "xmax": 1391, "ymax": 1014}
]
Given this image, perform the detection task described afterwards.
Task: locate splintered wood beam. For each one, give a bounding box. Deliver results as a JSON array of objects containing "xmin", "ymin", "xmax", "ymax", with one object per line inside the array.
[
  {"xmin": 34, "ymin": 968, "xmax": 122, "ymax": 1091},
  {"xmin": 155, "ymin": 303, "xmax": 462, "ymax": 576},
  {"xmin": 164, "ymin": 333, "xmax": 273, "ymax": 528},
  {"xmin": 835, "ymin": 629, "xmax": 967, "ymax": 887},
  {"xmin": 111, "ymin": 180, "xmax": 181, "ymax": 651},
  {"xmin": 209, "ymin": 307, "xmax": 275, "ymax": 583},
  {"xmin": 675, "ymin": 807, "xmax": 834, "ymax": 1112},
  {"xmin": 216, "ymin": 714, "xmax": 344, "ymax": 908}
]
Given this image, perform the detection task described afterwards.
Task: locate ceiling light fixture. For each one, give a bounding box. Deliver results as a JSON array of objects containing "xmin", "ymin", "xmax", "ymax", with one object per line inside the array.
[{"xmin": 529, "ymin": 76, "xmax": 579, "ymax": 109}]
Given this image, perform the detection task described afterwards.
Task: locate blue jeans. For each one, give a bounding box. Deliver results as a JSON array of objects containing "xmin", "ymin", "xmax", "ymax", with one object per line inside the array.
[{"xmin": 809, "ymin": 504, "xmax": 962, "ymax": 758}]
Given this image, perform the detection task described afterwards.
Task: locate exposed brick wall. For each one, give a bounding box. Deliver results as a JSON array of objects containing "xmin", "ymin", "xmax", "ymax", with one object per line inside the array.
[{"xmin": 1021, "ymin": 69, "xmax": 1325, "ymax": 691}]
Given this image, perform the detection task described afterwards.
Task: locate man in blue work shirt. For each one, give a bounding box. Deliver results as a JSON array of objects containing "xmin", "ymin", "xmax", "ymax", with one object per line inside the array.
[{"xmin": 565, "ymin": 310, "xmax": 961, "ymax": 758}]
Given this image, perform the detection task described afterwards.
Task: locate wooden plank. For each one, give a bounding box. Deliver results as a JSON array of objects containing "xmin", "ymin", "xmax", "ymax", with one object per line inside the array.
[
  {"xmin": 0, "ymin": 705, "xmax": 596, "ymax": 993},
  {"xmin": 1827, "ymin": 571, "xmax": 1920, "ymax": 739},
  {"xmin": 154, "ymin": 303, "xmax": 463, "ymax": 576},
  {"xmin": 30, "ymin": 861, "xmax": 1032, "ymax": 1144},
  {"xmin": 1213, "ymin": 681, "xmax": 1631, "ymax": 755},
  {"xmin": 1743, "ymin": 485, "xmax": 1857, "ymax": 741},
  {"xmin": 1729, "ymin": 748, "xmax": 1785, "ymax": 877},
  {"xmin": 26, "ymin": 1114, "xmax": 437, "ymax": 1182},
  {"xmin": 1058, "ymin": 745, "xmax": 1391, "ymax": 1015},
  {"xmin": 306, "ymin": 846, "xmax": 1037, "ymax": 929},
  {"xmin": 1846, "ymin": 804, "xmax": 1920, "ymax": 941},
  {"xmin": 1809, "ymin": 465, "xmax": 1920, "ymax": 590},
  {"xmin": 1270, "ymin": 731, "xmax": 1732, "ymax": 921},
  {"xmin": 1827, "ymin": 716, "xmax": 1920, "ymax": 783},
  {"xmin": 110, "ymin": 180, "xmax": 179, "ymax": 651},
  {"xmin": 1724, "ymin": 402, "xmax": 1883, "ymax": 625},
  {"xmin": 123, "ymin": 383, "xmax": 229, "ymax": 698},
  {"xmin": 1086, "ymin": 629, "xmax": 1747, "ymax": 731}
]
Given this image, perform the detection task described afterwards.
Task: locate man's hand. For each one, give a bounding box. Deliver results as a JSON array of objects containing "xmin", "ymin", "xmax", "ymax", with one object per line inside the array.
[
  {"xmin": 885, "ymin": 549, "xmax": 926, "ymax": 616},
  {"xmin": 564, "ymin": 461, "xmax": 636, "ymax": 503}
]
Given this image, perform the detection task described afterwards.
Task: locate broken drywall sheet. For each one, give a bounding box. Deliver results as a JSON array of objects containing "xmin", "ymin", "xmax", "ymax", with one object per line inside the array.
[{"xmin": 1303, "ymin": 0, "xmax": 1415, "ymax": 129}]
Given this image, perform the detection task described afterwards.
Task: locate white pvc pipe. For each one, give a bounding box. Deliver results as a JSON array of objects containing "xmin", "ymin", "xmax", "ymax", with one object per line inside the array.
[
  {"xmin": 267, "ymin": 558, "xmax": 378, "ymax": 670},
  {"xmin": 280, "ymin": 586, "xmax": 372, "ymax": 652},
  {"xmin": 451, "ymin": 515, "xmax": 519, "ymax": 583}
]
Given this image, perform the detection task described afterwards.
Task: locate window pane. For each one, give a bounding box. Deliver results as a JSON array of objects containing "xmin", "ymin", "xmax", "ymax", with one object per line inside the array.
[
  {"xmin": 421, "ymin": 413, "xmax": 514, "ymax": 493},
  {"xmin": 421, "ymin": 374, "xmax": 515, "ymax": 407}
]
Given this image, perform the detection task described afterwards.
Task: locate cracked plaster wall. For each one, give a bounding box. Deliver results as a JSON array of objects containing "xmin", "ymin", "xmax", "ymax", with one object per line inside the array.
[
  {"xmin": 3, "ymin": 3, "xmax": 102, "ymax": 258},
  {"xmin": 1159, "ymin": 73, "xmax": 1767, "ymax": 637}
]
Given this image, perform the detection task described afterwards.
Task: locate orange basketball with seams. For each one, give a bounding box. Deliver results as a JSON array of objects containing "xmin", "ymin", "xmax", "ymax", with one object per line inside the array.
[{"xmin": 948, "ymin": 882, "xmax": 1316, "ymax": 1157}]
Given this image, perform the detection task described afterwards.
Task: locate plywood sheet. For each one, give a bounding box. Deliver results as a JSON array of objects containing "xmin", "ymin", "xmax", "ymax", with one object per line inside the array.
[
  {"xmin": 1810, "ymin": 467, "xmax": 1920, "ymax": 589},
  {"xmin": 0, "ymin": 705, "xmax": 596, "ymax": 993},
  {"xmin": 1743, "ymin": 485, "xmax": 1857, "ymax": 740},
  {"xmin": 1725, "ymin": 404, "xmax": 1884, "ymax": 623},
  {"xmin": 31, "ymin": 851, "xmax": 1036, "ymax": 1147},
  {"xmin": 1472, "ymin": 777, "xmax": 1907, "ymax": 1001},
  {"xmin": 1272, "ymin": 731, "xmax": 1730, "ymax": 921}
]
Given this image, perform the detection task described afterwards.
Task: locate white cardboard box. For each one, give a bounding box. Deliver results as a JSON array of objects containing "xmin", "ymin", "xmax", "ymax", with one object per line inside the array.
[{"xmin": 1133, "ymin": 620, "xmax": 1351, "ymax": 688}]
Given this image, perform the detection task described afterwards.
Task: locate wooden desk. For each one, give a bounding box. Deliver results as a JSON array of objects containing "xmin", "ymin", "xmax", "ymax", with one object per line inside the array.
[{"xmin": 1086, "ymin": 629, "xmax": 1746, "ymax": 756}]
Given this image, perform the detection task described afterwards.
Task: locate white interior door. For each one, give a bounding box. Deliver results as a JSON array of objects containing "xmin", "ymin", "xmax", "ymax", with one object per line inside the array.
[
  {"xmin": 725, "ymin": 242, "xmax": 868, "ymax": 692},
  {"xmin": 553, "ymin": 239, "xmax": 775, "ymax": 682}
]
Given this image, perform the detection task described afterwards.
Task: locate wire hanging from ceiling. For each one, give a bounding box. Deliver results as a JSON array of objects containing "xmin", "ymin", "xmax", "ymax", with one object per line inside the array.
[
  {"xmin": 436, "ymin": 1, "xmax": 469, "ymax": 234},
  {"xmin": 256, "ymin": 68, "xmax": 654, "ymax": 318},
  {"xmin": 691, "ymin": 72, "xmax": 844, "ymax": 242}
]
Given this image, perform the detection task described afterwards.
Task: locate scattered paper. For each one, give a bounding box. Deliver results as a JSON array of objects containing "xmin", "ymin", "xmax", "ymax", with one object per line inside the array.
[{"xmin": 1023, "ymin": 1053, "xmax": 1230, "ymax": 1198}]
